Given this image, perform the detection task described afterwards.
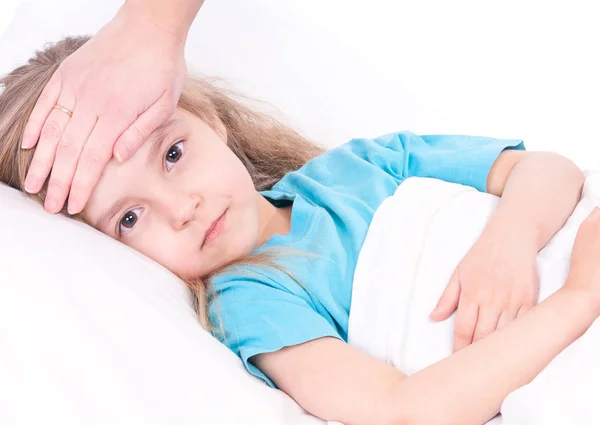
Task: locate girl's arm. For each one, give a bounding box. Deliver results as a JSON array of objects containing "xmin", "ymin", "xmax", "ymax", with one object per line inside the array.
[
  {"xmin": 485, "ymin": 150, "xmax": 584, "ymax": 252},
  {"xmin": 255, "ymin": 153, "xmax": 589, "ymax": 425},
  {"xmin": 255, "ymin": 286, "xmax": 597, "ymax": 425},
  {"xmin": 431, "ymin": 150, "xmax": 585, "ymax": 351}
]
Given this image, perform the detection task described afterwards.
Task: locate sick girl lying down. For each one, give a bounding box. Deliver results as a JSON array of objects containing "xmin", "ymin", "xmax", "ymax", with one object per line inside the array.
[{"xmin": 2, "ymin": 36, "xmax": 599, "ymax": 425}]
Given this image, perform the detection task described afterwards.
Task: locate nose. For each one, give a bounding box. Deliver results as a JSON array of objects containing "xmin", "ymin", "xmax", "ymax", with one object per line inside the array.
[{"xmin": 159, "ymin": 191, "xmax": 201, "ymax": 230}]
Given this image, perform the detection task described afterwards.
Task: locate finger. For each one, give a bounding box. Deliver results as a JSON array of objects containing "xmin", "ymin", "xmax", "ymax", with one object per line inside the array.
[
  {"xmin": 24, "ymin": 98, "xmax": 75, "ymax": 197},
  {"xmin": 22, "ymin": 70, "xmax": 62, "ymax": 149},
  {"xmin": 67, "ymin": 115, "xmax": 130, "ymax": 214},
  {"xmin": 453, "ymin": 301, "xmax": 479, "ymax": 353},
  {"xmin": 496, "ymin": 306, "xmax": 519, "ymax": 330},
  {"xmin": 472, "ymin": 306, "xmax": 502, "ymax": 343},
  {"xmin": 44, "ymin": 107, "xmax": 97, "ymax": 214},
  {"xmin": 516, "ymin": 305, "xmax": 531, "ymax": 319},
  {"xmin": 588, "ymin": 206, "xmax": 600, "ymax": 221},
  {"xmin": 430, "ymin": 269, "xmax": 461, "ymax": 321},
  {"xmin": 113, "ymin": 97, "xmax": 174, "ymax": 162}
]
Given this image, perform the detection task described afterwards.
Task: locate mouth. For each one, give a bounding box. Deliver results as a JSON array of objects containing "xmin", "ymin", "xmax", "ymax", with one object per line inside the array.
[{"xmin": 201, "ymin": 210, "xmax": 227, "ymax": 249}]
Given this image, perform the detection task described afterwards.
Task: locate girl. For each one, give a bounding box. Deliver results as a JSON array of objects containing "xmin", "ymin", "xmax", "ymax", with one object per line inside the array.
[{"xmin": 2, "ymin": 36, "xmax": 599, "ymax": 425}]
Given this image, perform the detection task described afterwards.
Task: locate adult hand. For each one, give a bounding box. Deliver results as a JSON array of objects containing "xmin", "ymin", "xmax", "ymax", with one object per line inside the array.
[
  {"xmin": 430, "ymin": 229, "xmax": 539, "ymax": 352},
  {"xmin": 22, "ymin": 3, "xmax": 187, "ymax": 214}
]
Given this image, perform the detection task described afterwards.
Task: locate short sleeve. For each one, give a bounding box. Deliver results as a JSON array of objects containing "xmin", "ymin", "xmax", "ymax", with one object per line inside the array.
[
  {"xmin": 209, "ymin": 276, "xmax": 343, "ymax": 388},
  {"xmin": 347, "ymin": 131, "xmax": 525, "ymax": 193}
]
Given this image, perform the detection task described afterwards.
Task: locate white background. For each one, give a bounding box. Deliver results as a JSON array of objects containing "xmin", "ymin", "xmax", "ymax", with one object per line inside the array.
[{"xmin": 1, "ymin": 0, "xmax": 599, "ymax": 169}]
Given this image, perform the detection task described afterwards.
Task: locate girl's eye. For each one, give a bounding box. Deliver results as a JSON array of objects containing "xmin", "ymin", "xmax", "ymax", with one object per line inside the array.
[
  {"xmin": 118, "ymin": 207, "xmax": 143, "ymax": 236},
  {"xmin": 165, "ymin": 141, "xmax": 184, "ymax": 171}
]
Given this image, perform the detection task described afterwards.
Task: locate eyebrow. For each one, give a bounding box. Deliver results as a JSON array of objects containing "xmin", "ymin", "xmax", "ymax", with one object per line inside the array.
[
  {"xmin": 94, "ymin": 118, "xmax": 180, "ymax": 232},
  {"xmin": 146, "ymin": 117, "xmax": 180, "ymax": 166}
]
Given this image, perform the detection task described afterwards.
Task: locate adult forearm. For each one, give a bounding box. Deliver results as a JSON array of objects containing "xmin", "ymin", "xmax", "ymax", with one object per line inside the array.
[
  {"xmin": 394, "ymin": 287, "xmax": 597, "ymax": 425},
  {"xmin": 123, "ymin": 0, "xmax": 205, "ymax": 42}
]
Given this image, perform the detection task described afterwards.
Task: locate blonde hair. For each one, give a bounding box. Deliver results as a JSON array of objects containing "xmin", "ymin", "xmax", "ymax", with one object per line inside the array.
[{"xmin": 0, "ymin": 35, "xmax": 324, "ymax": 329}]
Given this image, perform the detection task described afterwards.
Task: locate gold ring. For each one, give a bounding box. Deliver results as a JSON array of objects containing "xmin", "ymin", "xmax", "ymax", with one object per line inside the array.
[{"xmin": 53, "ymin": 104, "xmax": 73, "ymax": 118}]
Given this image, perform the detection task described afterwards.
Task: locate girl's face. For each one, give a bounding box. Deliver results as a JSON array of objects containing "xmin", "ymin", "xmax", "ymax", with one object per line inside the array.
[{"xmin": 83, "ymin": 107, "xmax": 260, "ymax": 279}]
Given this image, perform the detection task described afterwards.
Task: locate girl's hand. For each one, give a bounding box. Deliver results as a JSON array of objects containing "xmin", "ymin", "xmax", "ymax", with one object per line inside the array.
[
  {"xmin": 22, "ymin": 2, "xmax": 187, "ymax": 215},
  {"xmin": 564, "ymin": 207, "xmax": 600, "ymax": 312},
  {"xmin": 430, "ymin": 228, "xmax": 539, "ymax": 352}
]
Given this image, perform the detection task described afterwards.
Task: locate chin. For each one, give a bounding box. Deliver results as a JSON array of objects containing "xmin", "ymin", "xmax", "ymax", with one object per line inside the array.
[{"xmin": 173, "ymin": 232, "xmax": 258, "ymax": 281}]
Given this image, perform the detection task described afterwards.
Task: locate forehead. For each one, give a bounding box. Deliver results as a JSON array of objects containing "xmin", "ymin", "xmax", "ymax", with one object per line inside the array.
[{"xmin": 83, "ymin": 109, "xmax": 191, "ymax": 225}]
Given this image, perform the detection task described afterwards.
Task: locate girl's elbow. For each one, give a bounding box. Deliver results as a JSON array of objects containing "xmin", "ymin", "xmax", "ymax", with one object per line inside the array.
[{"xmin": 536, "ymin": 151, "xmax": 584, "ymax": 180}]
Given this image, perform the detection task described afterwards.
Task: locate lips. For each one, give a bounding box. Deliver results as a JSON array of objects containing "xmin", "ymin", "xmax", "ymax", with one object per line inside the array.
[{"xmin": 201, "ymin": 210, "xmax": 226, "ymax": 248}]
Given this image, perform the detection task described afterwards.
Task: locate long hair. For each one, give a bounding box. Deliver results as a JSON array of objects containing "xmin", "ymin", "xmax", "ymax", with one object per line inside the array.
[{"xmin": 0, "ymin": 35, "xmax": 324, "ymax": 329}]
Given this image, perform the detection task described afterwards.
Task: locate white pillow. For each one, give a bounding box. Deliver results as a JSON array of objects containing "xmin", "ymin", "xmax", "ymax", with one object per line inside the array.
[
  {"xmin": 0, "ymin": 3, "xmax": 332, "ymax": 423},
  {"xmin": 3, "ymin": 0, "xmax": 596, "ymax": 423},
  {"xmin": 0, "ymin": 0, "xmax": 356, "ymax": 425},
  {"xmin": 0, "ymin": 184, "xmax": 324, "ymax": 425}
]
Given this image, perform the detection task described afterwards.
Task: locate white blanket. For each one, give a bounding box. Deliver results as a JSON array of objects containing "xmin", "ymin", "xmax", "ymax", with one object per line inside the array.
[{"xmin": 347, "ymin": 173, "xmax": 600, "ymax": 425}]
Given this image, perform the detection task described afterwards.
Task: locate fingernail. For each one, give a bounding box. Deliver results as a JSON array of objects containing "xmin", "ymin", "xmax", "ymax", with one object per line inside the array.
[
  {"xmin": 115, "ymin": 146, "xmax": 130, "ymax": 163},
  {"xmin": 24, "ymin": 175, "xmax": 40, "ymax": 193},
  {"xmin": 45, "ymin": 198, "xmax": 59, "ymax": 213},
  {"xmin": 67, "ymin": 199, "xmax": 79, "ymax": 215},
  {"xmin": 21, "ymin": 133, "xmax": 34, "ymax": 149}
]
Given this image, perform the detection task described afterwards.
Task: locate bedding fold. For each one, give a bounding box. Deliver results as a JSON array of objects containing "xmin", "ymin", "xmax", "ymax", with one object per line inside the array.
[{"xmin": 348, "ymin": 173, "xmax": 600, "ymax": 425}]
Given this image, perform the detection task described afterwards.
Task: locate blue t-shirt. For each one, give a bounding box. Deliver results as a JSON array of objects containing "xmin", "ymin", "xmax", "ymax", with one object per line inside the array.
[{"xmin": 209, "ymin": 131, "xmax": 524, "ymax": 387}]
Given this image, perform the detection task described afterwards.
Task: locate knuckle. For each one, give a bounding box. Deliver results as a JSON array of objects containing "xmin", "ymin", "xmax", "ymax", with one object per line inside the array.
[
  {"xmin": 522, "ymin": 296, "xmax": 536, "ymax": 308},
  {"xmin": 80, "ymin": 148, "xmax": 107, "ymax": 168},
  {"xmin": 460, "ymin": 286, "xmax": 476, "ymax": 299},
  {"xmin": 105, "ymin": 103, "xmax": 126, "ymax": 117},
  {"xmin": 154, "ymin": 99, "xmax": 176, "ymax": 117},
  {"xmin": 103, "ymin": 98, "xmax": 133, "ymax": 118},
  {"xmin": 521, "ymin": 289, "xmax": 536, "ymax": 305},
  {"xmin": 55, "ymin": 139, "xmax": 78, "ymax": 159},
  {"xmin": 40, "ymin": 121, "xmax": 63, "ymax": 141},
  {"xmin": 47, "ymin": 178, "xmax": 68, "ymax": 193},
  {"xmin": 472, "ymin": 291, "xmax": 490, "ymax": 305},
  {"xmin": 454, "ymin": 325, "xmax": 473, "ymax": 340},
  {"xmin": 37, "ymin": 91, "xmax": 52, "ymax": 107},
  {"xmin": 472, "ymin": 330, "xmax": 485, "ymax": 340},
  {"xmin": 69, "ymin": 175, "xmax": 91, "ymax": 195},
  {"xmin": 473, "ymin": 331, "xmax": 488, "ymax": 342},
  {"xmin": 28, "ymin": 158, "xmax": 49, "ymax": 173},
  {"xmin": 509, "ymin": 296, "xmax": 524, "ymax": 310},
  {"xmin": 494, "ymin": 290, "xmax": 509, "ymax": 303},
  {"xmin": 128, "ymin": 125, "xmax": 147, "ymax": 145}
]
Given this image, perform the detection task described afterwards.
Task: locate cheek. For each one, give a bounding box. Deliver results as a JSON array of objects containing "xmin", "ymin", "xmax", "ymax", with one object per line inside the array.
[
  {"xmin": 193, "ymin": 156, "xmax": 256, "ymax": 203},
  {"xmin": 129, "ymin": 231, "xmax": 201, "ymax": 278},
  {"xmin": 226, "ymin": 161, "xmax": 257, "ymax": 199}
]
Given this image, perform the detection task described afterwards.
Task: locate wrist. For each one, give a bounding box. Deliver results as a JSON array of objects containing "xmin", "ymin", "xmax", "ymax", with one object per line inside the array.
[
  {"xmin": 558, "ymin": 285, "xmax": 600, "ymax": 323},
  {"xmin": 484, "ymin": 203, "xmax": 545, "ymax": 251},
  {"xmin": 122, "ymin": 0, "xmax": 202, "ymax": 43},
  {"xmin": 480, "ymin": 206, "xmax": 545, "ymax": 253}
]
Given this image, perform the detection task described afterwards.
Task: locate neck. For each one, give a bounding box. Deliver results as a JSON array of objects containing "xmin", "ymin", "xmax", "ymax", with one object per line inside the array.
[{"xmin": 255, "ymin": 194, "xmax": 292, "ymax": 246}]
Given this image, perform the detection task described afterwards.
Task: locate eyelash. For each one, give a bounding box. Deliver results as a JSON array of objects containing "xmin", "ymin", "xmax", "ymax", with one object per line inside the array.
[{"xmin": 115, "ymin": 139, "xmax": 186, "ymax": 237}]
